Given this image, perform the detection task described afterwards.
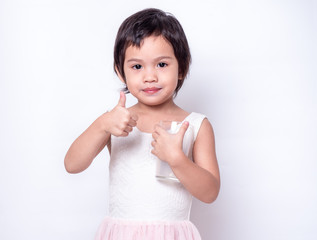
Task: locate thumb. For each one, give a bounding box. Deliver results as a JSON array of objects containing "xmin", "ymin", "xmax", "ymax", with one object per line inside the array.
[
  {"xmin": 178, "ymin": 121, "xmax": 189, "ymax": 139},
  {"xmin": 118, "ymin": 91, "xmax": 126, "ymax": 107}
]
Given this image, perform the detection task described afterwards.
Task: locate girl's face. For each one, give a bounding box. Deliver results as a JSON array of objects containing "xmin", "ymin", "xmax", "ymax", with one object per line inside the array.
[{"xmin": 122, "ymin": 35, "xmax": 179, "ymax": 107}]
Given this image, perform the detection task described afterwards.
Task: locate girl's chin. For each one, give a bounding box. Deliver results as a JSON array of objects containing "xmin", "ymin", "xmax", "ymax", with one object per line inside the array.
[{"xmin": 138, "ymin": 97, "xmax": 174, "ymax": 107}]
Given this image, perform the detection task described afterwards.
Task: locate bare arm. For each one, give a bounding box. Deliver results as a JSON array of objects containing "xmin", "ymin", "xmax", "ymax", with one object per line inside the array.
[
  {"xmin": 64, "ymin": 92, "xmax": 138, "ymax": 173},
  {"xmin": 152, "ymin": 119, "xmax": 220, "ymax": 203},
  {"xmin": 64, "ymin": 114, "xmax": 111, "ymax": 173}
]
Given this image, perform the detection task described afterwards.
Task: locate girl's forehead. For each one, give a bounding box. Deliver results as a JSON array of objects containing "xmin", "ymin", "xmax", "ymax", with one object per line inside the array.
[{"xmin": 125, "ymin": 35, "xmax": 175, "ymax": 60}]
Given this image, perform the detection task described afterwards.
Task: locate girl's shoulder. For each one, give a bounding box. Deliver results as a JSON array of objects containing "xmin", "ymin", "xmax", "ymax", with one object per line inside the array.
[
  {"xmin": 184, "ymin": 112, "xmax": 207, "ymax": 121},
  {"xmin": 184, "ymin": 112, "xmax": 209, "ymax": 140}
]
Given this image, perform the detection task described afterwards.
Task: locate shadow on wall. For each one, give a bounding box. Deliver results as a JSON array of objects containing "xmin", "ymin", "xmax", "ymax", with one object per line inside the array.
[
  {"xmin": 175, "ymin": 72, "xmax": 218, "ymax": 115},
  {"xmin": 191, "ymin": 197, "xmax": 224, "ymax": 239},
  {"xmin": 178, "ymin": 72, "xmax": 224, "ymax": 238}
]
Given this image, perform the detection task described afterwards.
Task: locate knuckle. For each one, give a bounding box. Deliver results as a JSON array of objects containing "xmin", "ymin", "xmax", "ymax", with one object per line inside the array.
[
  {"xmin": 122, "ymin": 118, "xmax": 129, "ymax": 124},
  {"xmin": 120, "ymin": 130, "xmax": 128, "ymax": 137},
  {"xmin": 118, "ymin": 129, "xmax": 125, "ymax": 135}
]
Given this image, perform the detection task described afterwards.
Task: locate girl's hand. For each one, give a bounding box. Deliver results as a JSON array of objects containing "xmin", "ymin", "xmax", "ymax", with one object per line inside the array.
[
  {"xmin": 101, "ymin": 92, "xmax": 138, "ymax": 137},
  {"xmin": 151, "ymin": 121, "xmax": 189, "ymax": 166}
]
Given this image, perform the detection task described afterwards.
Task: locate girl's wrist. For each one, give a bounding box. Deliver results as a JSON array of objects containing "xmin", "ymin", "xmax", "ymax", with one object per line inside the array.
[{"xmin": 169, "ymin": 149, "xmax": 188, "ymax": 169}]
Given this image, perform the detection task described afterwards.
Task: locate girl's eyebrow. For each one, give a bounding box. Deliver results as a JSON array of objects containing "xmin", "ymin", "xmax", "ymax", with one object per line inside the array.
[
  {"xmin": 126, "ymin": 56, "xmax": 173, "ymax": 63},
  {"xmin": 126, "ymin": 58, "xmax": 142, "ymax": 63},
  {"xmin": 154, "ymin": 56, "xmax": 173, "ymax": 61}
]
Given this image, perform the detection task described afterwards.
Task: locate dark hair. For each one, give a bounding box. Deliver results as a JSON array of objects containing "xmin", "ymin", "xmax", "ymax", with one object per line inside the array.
[{"xmin": 113, "ymin": 8, "xmax": 191, "ymax": 95}]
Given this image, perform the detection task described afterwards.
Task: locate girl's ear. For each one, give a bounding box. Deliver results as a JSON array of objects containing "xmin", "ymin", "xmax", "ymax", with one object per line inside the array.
[
  {"xmin": 115, "ymin": 66, "xmax": 126, "ymax": 84},
  {"xmin": 178, "ymin": 71, "xmax": 184, "ymax": 80}
]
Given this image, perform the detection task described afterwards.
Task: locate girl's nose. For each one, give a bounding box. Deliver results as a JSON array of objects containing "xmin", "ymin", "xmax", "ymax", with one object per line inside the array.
[
  {"xmin": 144, "ymin": 68, "xmax": 158, "ymax": 83},
  {"xmin": 144, "ymin": 77, "xmax": 157, "ymax": 83}
]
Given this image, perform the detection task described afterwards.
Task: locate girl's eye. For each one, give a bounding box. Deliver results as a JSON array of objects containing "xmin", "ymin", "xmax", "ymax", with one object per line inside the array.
[
  {"xmin": 158, "ymin": 62, "xmax": 167, "ymax": 68},
  {"xmin": 132, "ymin": 64, "xmax": 142, "ymax": 70}
]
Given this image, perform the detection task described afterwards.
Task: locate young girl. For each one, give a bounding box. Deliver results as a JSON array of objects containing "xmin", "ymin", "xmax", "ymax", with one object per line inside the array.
[{"xmin": 65, "ymin": 8, "xmax": 220, "ymax": 240}]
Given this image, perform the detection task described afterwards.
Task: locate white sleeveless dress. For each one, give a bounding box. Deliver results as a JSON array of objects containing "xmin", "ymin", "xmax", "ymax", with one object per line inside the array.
[{"xmin": 95, "ymin": 112, "xmax": 206, "ymax": 240}]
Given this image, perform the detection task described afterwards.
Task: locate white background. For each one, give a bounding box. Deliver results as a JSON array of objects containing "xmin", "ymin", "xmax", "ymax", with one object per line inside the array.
[{"xmin": 1, "ymin": 0, "xmax": 316, "ymax": 239}]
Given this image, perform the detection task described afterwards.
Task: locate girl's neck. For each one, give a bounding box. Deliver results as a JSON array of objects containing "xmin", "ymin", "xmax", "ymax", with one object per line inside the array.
[
  {"xmin": 134, "ymin": 99, "xmax": 178, "ymax": 115},
  {"xmin": 130, "ymin": 96, "xmax": 188, "ymax": 121}
]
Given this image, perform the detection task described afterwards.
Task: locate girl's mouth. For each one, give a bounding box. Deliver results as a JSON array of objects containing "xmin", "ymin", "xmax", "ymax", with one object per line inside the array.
[{"xmin": 143, "ymin": 87, "xmax": 162, "ymax": 95}]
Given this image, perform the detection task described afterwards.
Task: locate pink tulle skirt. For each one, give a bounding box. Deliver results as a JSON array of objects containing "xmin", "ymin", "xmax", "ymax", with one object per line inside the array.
[{"xmin": 95, "ymin": 217, "xmax": 201, "ymax": 240}]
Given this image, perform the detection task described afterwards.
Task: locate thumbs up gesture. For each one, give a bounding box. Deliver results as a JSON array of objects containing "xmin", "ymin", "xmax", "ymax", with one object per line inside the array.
[
  {"xmin": 151, "ymin": 121, "xmax": 189, "ymax": 166},
  {"xmin": 104, "ymin": 92, "xmax": 138, "ymax": 137},
  {"xmin": 117, "ymin": 91, "xmax": 127, "ymax": 108}
]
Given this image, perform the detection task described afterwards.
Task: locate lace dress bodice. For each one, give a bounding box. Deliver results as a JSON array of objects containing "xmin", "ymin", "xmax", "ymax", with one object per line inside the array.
[{"xmin": 108, "ymin": 112, "xmax": 206, "ymax": 221}]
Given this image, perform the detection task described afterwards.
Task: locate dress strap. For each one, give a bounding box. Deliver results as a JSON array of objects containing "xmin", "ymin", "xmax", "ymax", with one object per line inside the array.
[{"xmin": 183, "ymin": 112, "xmax": 207, "ymax": 140}]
